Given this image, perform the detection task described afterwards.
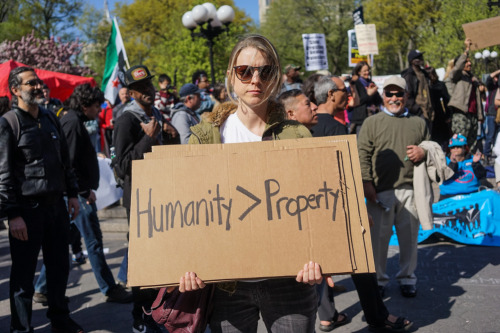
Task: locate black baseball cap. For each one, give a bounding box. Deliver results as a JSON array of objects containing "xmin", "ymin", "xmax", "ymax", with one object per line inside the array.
[{"xmin": 125, "ymin": 65, "xmax": 154, "ymax": 87}]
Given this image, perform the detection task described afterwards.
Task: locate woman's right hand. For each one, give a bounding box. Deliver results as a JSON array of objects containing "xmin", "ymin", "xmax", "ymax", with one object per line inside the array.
[{"xmin": 178, "ymin": 272, "xmax": 206, "ymax": 293}]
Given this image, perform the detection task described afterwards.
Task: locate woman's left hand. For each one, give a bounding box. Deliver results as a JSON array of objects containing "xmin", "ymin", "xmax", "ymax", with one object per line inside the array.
[{"xmin": 296, "ymin": 261, "xmax": 334, "ymax": 287}]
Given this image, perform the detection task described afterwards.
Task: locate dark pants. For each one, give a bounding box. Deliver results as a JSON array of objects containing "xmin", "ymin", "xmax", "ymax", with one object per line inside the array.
[
  {"xmin": 125, "ymin": 207, "xmax": 156, "ymax": 321},
  {"xmin": 210, "ymin": 279, "xmax": 317, "ymax": 333},
  {"xmin": 317, "ymin": 273, "xmax": 389, "ymax": 326},
  {"xmin": 9, "ymin": 197, "xmax": 71, "ymax": 332},
  {"xmin": 351, "ymin": 273, "xmax": 389, "ymax": 326}
]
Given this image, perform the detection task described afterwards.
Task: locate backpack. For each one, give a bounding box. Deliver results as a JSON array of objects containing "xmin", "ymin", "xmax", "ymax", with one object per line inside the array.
[{"xmin": 2, "ymin": 108, "xmax": 61, "ymax": 142}]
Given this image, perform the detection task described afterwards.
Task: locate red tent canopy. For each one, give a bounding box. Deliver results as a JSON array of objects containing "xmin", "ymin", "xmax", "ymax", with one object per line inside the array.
[{"xmin": 0, "ymin": 60, "xmax": 96, "ymax": 102}]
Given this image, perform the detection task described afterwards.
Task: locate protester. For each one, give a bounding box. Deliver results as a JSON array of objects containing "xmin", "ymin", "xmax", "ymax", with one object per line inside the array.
[
  {"xmin": 154, "ymin": 73, "xmax": 178, "ymax": 119},
  {"xmin": 34, "ymin": 83, "xmax": 133, "ymax": 305},
  {"xmin": 484, "ymin": 69, "xmax": 500, "ymax": 163},
  {"xmin": 281, "ymin": 64, "xmax": 303, "ymax": 92},
  {"xmin": 279, "ymin": 89, "xmax": 318, "ymax": 129},
  {"xmin": 0, "ymin": 95, "xmax": 10, "ymax": 116},
  {"xmin": 99, "ymin": 99, "xmax": 114, "ymax": 154},
  {"xmin": 192, "ymin": 69, "xmax": 215, "ymax": 116},
  {"xmin": 112, "ymin": 64, "xmax": 179, "ymax": 333},
  {"xmin": 439, "ymin": 134, "xmax": 487, "ymax": 200},
  {"xmin": 348, "ymin": 61, "xmax": 382, "ymax": 134},
  {"xmin": 448, "ymin": 38, "xmax": 484, "ymax": 152},
  {"xmin": 301, "ymin": 73, "xmax": 324, "ymax": 105},
  {"xmin": 40, "ymin": 83, "xmax": 63, "ymax": 115},
  {"xmin": 280, "ymin": 89, "xmax": 413, "ymax": 333},
  {"xmin": 426, "ymin": 67, "xmax": 452, "ymax": 149},
  {"xmin": 113, "ymin": 87, "xmax": 132, "ymax": 122},
  {"xmin": 212, "ymin": 83, "xmax": 229, "ymax": 111},
  {"xmin": 170, "ymin": 83, "xmax": 201, "ymax": 144},
  {"xmin": 0, "ymin": 66, "xmax": 83, "ymax": 333},
  {"xmin": 310, "ymin": 75, "xmax": 349, "ymax": 136},
  {"xmin": 358, "ymin": 76, "xmax": 429, "ymax": 298},
  {"xmin": 186, "ymin": 34, "xmax": 327, "ymax": 333},
  {"xmin": 401, "ymin": 50, "xmax": 434, "ymax": 129}
]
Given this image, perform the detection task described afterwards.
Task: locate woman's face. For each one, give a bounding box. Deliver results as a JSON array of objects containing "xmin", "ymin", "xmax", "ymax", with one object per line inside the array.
[
  {"xmin": 232, "ymin": 47, "xmax": 272, "ymax": 107},
  {"xmin": 359, "ymin": 65, "xmax": 370, "ymax": 80}
]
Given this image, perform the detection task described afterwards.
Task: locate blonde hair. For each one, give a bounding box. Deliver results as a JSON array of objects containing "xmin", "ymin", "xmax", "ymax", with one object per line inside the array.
[
  {"xmin": 443, "ymin": 59, "xmax": 454, "ymax": 80},
  {"xmin": 226, "ymin": 34, "xmax": 283, "ymax": 106}
]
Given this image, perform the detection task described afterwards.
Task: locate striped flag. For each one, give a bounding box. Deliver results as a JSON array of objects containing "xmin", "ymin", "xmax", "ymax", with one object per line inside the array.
[{"xmin": 102, "ymin": 17, "xmax": 129, "ymax": 106}]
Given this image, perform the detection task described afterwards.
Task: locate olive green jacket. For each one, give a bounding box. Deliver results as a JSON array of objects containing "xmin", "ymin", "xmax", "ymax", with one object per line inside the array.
[{"xmin": 188, "ymin": 100, "xmax": 312, "ymax": 144}]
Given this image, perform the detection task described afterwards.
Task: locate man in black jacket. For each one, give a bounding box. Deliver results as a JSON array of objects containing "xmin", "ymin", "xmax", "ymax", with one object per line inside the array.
[
  {"xmin": 54, "ymin": 84, "xmax": 131, "ymax": 303},
  {"xmin": 112, "ymin": 65, "xmax": 179, "ymax": 333},
  {"xmin": 401, "ymin": 50, "xmax": 434, "ymax": 129},
  {"xmin": 0, "ymin": 66, "xmax": 83, "ymax": 333}
]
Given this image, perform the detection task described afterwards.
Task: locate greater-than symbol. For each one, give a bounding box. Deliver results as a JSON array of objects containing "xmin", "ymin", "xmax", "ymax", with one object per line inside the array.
[{"xmin": 236, "ymin": 186, "xmax": 262, "ymax": 221}]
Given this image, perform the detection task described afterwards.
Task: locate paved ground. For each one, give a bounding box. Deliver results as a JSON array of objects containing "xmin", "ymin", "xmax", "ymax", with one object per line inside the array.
[{"xmin": 1, "ymin": 212, "xmax": 499, "ymax": 333}]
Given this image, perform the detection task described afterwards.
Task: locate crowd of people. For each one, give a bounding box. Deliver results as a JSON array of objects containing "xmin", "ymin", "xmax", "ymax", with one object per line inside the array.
[{"xmin": 1, "ymin": 33, "xmax": 500, "ymax": 333}]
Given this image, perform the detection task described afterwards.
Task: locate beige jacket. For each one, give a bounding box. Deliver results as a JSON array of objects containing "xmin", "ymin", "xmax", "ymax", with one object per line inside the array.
[{"xmin": 413, "ymin": 141, "xmax": 455, "ymax": 230}]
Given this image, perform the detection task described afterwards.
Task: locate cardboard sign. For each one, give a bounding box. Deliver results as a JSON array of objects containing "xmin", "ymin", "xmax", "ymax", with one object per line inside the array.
[
  {"xmin": 129, "ymin": 136, "xmax": 374, "ymax": 287},
  {"xmin": 463, "ymin": 16, "xmax": 500, "ymax": 50},
  {"xmin": 302, "ymin": 34, "xmax": 329, "ymax": 71},
  {"xmin": 355, "ymin": 24, "xmax": 379, "ymax": 55}
]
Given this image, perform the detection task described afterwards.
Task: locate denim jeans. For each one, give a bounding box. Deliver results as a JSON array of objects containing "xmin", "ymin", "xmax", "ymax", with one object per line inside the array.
[
  {"xmin": 117, "ymin": 250, "xmax": 128, "ymax": 284},
  {"xmin": 35, "ymin": 195, "xmax": 117, "ymax": 296},
  {"xmin": 10, "ymin": 198, "xmax": 70, "ymax": 332},
  {"xmin": 209, "ymin": 278, "xmax": 317, "ymax": 333},
  {"xmin": 484, "ymin": 115, "xmax": 499, "ymax": 157}
]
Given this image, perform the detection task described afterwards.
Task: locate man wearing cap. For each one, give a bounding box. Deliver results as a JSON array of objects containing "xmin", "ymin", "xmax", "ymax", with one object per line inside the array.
[
  {"xmin": 439, "ymin": 133, "xmax": 486, "ymax": 200},
  {"xmin": 112, "ymin": 64, "xmax": 179, "ymax": 333},
  {"xmin": 281, "ymin": 64, "xmax": 303, "ymax": 92},
  {"xmin": 401, "ymin": 50, "xmax": 434, "ymax": 127},
  {"xmin": 358, "ymin": 76, "xmax": 429, "ymax": 298},
  {"xmin": 170, "ymin": 83, "xmax": 201, "ymax": 144}
]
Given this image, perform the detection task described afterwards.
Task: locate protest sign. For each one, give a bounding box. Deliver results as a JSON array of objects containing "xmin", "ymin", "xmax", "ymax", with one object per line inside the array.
[
  {"xmin": 302, "ymin": 33, "xmax": 329, "ymax": 71},
  {"xmin": 463, "ymin": 16, "xmax": 500, "ymax": 50},
  {"xmin": 348, "ymin": 29, "xmax": 369, "ymax": 67},
  {"xmin": 129, "ymin": 136, "xmax": 374, "ymax": 287},
  {"xmin": 355, "ymin": 24, "xmax": 379, "ymax": 56}
]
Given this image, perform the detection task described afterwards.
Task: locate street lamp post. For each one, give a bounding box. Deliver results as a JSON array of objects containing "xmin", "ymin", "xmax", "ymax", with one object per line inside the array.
[
  {"xmin": 182, "ymin": 3, "xmax": 235, "ymax": 85},
  {"xmin": 474, "ymin": 49, "xmax": 498, "ymax": 74}
]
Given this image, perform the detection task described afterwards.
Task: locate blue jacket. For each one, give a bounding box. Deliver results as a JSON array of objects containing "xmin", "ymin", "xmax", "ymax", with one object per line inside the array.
[{"xmin": 439, "ymin": 155, "xmax": 485, "ymax": 196}]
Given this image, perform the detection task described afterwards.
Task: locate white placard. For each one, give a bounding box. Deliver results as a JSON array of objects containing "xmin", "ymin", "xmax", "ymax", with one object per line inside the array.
[
  {"xmin": 302, "ymin": 33, "xmax": 329, "ymax": 71},
  {"xmin": 354, "ymin": 24, "xmax": 379, "ymax": 56}
]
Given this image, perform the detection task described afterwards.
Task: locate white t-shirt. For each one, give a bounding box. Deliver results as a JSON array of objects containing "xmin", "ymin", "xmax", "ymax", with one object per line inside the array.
[
  {"xmin": 220, "ymin": 113, "xmax": 262, "ymax": 143},
  {"xmin": 220, "ymin": 112, "xmax": 264, "ymax": 282}
]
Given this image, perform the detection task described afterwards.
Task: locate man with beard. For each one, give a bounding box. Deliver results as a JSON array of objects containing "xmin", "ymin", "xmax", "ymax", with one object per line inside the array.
[
  {"xmin": 358, "ymin": 76, "xmax": 429, "ymax": 299},
  {"xmin": 0, "ymin": 66, "xmax": 83, "ymax": 332},
  {"xmin": 112, "ymin": 65, "xmax": 179, "ymax": 333}
]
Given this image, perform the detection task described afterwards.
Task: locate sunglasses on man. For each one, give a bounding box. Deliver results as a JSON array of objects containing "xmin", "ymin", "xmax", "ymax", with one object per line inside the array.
[
  {"xmin": 233, "ymin": 65, "xmax": 276, "ymax": 83},
  {"xmin": 385, "ymin": 91, "xmax": 405, "ymax": 98}
]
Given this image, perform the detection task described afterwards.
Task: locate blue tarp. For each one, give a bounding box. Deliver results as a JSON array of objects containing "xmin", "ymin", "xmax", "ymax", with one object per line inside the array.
[{"xmin": 389, "ymin": 190, "xmax": 500, "ymax": 247}]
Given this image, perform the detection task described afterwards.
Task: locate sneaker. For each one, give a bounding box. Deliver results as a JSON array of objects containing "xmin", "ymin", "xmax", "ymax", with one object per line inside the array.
[
  {"xmin": 51, "ymin": 317, "xmax": 84, "ymax": 333},
  {"xmin": 132, "ymin": 314, "xmax": 162, "ymax": 333},
  {"xmin": 117, "ymin": 280, "xmax": 129, "ymax": 290},
  {"xmin": 72, "ymin": 252, "xmax": 86, "ymax": 265},
  {"xmin": 33, "ymin": 292, "xmax": 48, "ymax": 305},
  {"xmin": 106, "ymin": 285, "xmax": 133, "ymax": 303}
]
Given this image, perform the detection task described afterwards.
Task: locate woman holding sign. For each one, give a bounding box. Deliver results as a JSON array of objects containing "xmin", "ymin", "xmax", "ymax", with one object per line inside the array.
[{"xmin": 180, "ymin": 34, "xmax": 326, "ymax": 332}]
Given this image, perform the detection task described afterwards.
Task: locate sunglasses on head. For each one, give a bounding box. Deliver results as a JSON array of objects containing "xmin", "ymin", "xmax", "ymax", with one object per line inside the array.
[
  {"xmin": 233, "ymin": 65, "xmax": 275, "ymax": 83},
  {"xmin": 385, "ymin": 91, "xmax": 405, "ymax": 98},
  {"xmin": 22, "ymin": 79, "xmax": 43, "ymax": 87}
]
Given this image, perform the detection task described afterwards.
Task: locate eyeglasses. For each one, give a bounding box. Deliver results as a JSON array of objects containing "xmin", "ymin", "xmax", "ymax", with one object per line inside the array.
[
  {"xmin": 385, "ymin": 91, "xmax": 405, "ymax": 98},
  {"xmin": 233, "ymin": 65, "xmax": 275, "ymax": 83},
  {"xmin": 334, "ymin": 87, "xmax": 347, "ymax": 93},
  {"xmin": 22, "ymin": 79, "xmax": 43, "ymax": 87}
]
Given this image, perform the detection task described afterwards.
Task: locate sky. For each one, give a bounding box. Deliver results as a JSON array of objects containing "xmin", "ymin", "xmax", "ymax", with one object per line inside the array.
[{"xmin": 88, "ymin": 0, "xmax": 261, "ymax": 25}]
